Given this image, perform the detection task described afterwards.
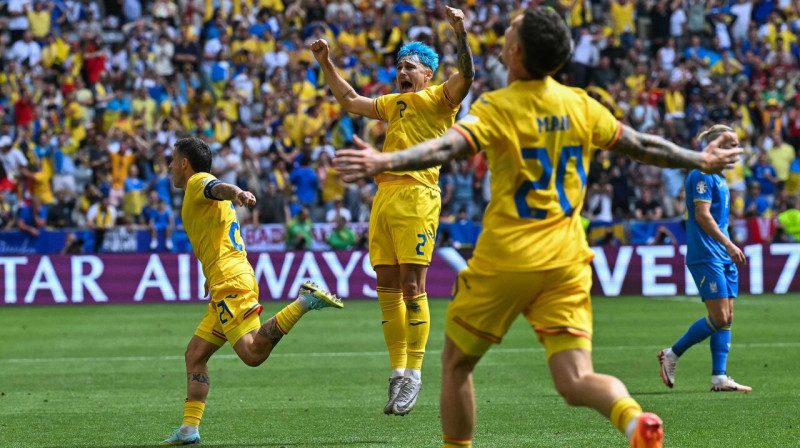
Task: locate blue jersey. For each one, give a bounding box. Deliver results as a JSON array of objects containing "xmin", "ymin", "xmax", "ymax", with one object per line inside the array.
[{"xmin": 685, "ymin": 170, "xmax": 731, "ymax": 266}]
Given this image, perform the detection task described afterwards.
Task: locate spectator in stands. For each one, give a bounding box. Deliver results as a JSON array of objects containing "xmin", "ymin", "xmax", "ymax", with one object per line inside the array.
[
  {"xmin": 0, "ymin": 192, "xmax": 13, "ymax": 231},
  {"xmin": 585, "ymin": 175, "xmax": 614, "ymax": 223},
  {"xmin": 290, "ymin": 154, "xmax": 319, "ymax": 219},
  {"xmin": 451, "ymin": 159, "xmax": 476, "ymax": 220},
  {"xmin": 634, "ymin": 188, "xmax": 664, "ymax": 221},
  {"xmin": 326, "ymin": 198, "xmax": 352, "ymax": 223},
  {"xmin": 17, "ymin": 198, "xmax": 47, "ymax": 238},
  {"xmin": 286, "ymin": 206, "xmax": 313, "ymax": 250},
  {"xmin": 252, "ymin": 181, "xmax": 289, "ymax": 225},
  {"xmin": 149, "ymin": 198, "xmax": 174, "ymax": 251},
  {"xmin": 767, "ymin": 132, "xmax": 796, "ymax": 190},
  {"xmin": 774, "ymin": 198, "xmax": 800, "ymax": 242},
  {"xmin": 47, "ymin": 189, "xmax": 76, "ymax": 228},
  {"xmin": 449, "ymin": 208, "xmax": 479, "ymax": 249},
  {"xmin": 87, "ymin": 196, "xmax": 117, "ymax": 252},
  {"xmin": 744, "ymin": 181, "xmax": 772, "ymax": 218},
  {"xmin": 749, "ymin": 151, "xmax": 779, "ymax": 200},
  {"xmin": 594, "ymin": 227, "xmax": 622, "ymax": 246},
  {"xmin": 327, "ymin": 215, "xmax": 357, "ymax": 250}
]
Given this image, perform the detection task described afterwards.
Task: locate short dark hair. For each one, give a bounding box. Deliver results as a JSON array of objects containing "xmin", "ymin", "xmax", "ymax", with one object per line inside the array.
[
  {"xmin": 518, "ymin": 7, "xmax": 573, "ymax": 79},
  {"xmin": 174, "ymin": 137, "xmax": 212, "ymax": 173}
]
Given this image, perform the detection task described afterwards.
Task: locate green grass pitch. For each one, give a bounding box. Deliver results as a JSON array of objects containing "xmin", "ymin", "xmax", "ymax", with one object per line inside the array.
[{"xmin": 1, "ymin": 295, "xmax": 799, "ymax": 447}]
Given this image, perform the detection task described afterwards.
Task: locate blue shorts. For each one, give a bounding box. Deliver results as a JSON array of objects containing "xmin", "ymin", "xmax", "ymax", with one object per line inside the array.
[{"xmin": 688, "ymin": 263, "xmax": 738, "ymax": 300}]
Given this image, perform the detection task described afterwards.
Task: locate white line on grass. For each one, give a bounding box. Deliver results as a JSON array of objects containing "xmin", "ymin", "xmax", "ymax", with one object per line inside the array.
[{"xmin": 4, "ymin": 342, "xmax": 799, "ymax": 364}]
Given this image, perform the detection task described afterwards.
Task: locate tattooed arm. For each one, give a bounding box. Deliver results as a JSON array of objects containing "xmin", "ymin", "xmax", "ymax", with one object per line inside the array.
[
  {"xmin": 208, "ymin": 181, "xmax": 256, "ymax": 207},
  {"xmin": 335, "ymin": 130, "xmax": 471, "ymax": 182},
  {"xmin": 309, "ymin": 39, "xmax": 378, "ymax": 119},
  {"xmin": 610, "ymin": 126, "xmax": 742, "ymax": 173},
  {"xmin": 443, "ymin": 6, "xmax": 475, "ymax": 104}
]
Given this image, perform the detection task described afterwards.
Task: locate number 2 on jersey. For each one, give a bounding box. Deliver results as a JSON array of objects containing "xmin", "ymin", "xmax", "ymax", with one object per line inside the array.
[
  {"xmin": 515, "ymin": 145, "xmax": 586, "ymax": 219},
  {"xmin": 228, "ymin": 203, "xmax": 244, "ymax": 250}
]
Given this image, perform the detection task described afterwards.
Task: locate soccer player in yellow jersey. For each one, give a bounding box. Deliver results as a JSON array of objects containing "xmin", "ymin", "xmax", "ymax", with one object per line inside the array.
[
  {"xmin": 159, "ymin": 137, "xmax": 343, "ymax": 446},
  {"xmin": 335, "ymin": 7, "xmax": 744, "ymax": 448},
  {"xmin": 311, "ymin": 6, "xmax": 474, "ymax": 415}
]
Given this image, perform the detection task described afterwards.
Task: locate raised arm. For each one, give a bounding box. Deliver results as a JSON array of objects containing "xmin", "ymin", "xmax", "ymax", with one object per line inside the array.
[
  {"xmin": 609, "ymin": 126, "xmax": 742, "ymax": 173},
  {"xmin": 443, "ymin": 6, "xmax": 474, "ymax": 103},
  {"xmin": 335, "ymin": 129, "xmax": 471, "ymax": 182},
  {"xmin": 310, "ymin": 39, "xmax": 378, "ymax": 119}
]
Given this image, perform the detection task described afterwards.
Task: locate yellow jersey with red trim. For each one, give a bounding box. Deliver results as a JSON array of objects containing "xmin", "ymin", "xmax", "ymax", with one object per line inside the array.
[
  {"xmin": 452, "ymin": 77, "xmax": 622, "ymax": 272},
  {"xmin": 182, "ymin": 172, "xmax": 252, "ymax": 286},
  {"xmin": 373, "ymin": 83, "xmax": 460, "ymax": 190}
]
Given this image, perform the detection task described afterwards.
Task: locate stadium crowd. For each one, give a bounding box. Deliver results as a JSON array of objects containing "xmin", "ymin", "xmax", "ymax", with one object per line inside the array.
[{"xmin": 1, "ymin": 0, "xmax": 800, "ymax": 250}]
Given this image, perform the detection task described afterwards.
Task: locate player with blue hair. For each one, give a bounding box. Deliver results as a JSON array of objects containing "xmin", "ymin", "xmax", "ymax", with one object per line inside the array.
[
  {"xmin": 311, "ymin": 6, "xmax": 474, "ymax": 416},
  {"xmin": 397, "ymin": 41, "xmax": 440, "ymax": 77}
]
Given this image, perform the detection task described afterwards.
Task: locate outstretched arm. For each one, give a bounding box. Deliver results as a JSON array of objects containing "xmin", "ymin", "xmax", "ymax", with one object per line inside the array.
[
  {"xmin": 310, "ymin": 39, "xmax": 378, "ymax": 119},
  {"xmin": 443, "ymin": 6, "xmax": 474, "ymax": 103},
  {"xmin": 610, "ymin": 126, "xmax": 742, "ymax": 173},
  {"xmin": 335, "ymin": 129, "xmax": 471, "ymax": 182},
  {"xmin": 208, "ymin": 181, "xmax": 257, "ymax": 207}
]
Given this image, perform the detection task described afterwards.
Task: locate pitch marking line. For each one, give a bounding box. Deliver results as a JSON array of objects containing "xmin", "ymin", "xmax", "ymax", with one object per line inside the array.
[{"xmin": 3, "ymin": 342, "xmax": 799, "ymax": 364}]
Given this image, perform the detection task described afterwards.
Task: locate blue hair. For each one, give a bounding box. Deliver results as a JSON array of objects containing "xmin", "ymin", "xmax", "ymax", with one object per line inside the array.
[{"xmin": 397, "ymin": 42, "xmax": 439, "ymax": 73}]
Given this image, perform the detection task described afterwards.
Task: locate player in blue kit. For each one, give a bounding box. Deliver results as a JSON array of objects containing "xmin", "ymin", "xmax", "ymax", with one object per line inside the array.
[{"xmin": 658, "ymin": 125, "xmax": 752, "ymax": 392}]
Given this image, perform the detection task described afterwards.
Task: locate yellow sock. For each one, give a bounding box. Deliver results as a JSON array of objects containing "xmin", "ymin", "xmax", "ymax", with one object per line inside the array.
[
  {"xmin": 443, "ymin": 436, "xmax": 472, "ymax": 447},
  {"xmin": 274, "ymin": 300, "xmax": 306, "ymax": 335},
  {"xmin": 377, "ymin": 287, "xmax": 406, "ymax": 372},
  {"xmin": 609, "ymin": 396, "xmax": 642, "ymax": 435},
  {"xmin": 182, "ymin": 400, "xmax": 205, "ymax": 427},
  {"xmin": 405, "ymin": 293, "xmax": 430, "ymax": 371}
]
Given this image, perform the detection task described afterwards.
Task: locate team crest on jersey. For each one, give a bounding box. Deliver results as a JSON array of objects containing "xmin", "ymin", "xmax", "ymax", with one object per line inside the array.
[
  {"xmin": 709, "ymin": 281, "xmax": 718, "ymax": 293},
  {"xmin": 696, "ymin": 181, "xmax": 707, "ymax": 194}
]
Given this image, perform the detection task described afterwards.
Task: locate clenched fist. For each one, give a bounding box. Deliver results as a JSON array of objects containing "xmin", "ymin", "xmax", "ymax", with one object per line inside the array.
[
  {"xmin": 445, "ymin": 6, "xmax": 466, "ymax": 34},
  {"xmin": 310, "ymin": 39, "xmax": 330, "ymax": 62}
]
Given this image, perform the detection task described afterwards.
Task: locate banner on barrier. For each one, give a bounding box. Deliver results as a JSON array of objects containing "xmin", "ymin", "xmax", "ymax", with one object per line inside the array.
[{"xmin": 1, "ymin": 245, "xmax": 797, "ymax": 306}]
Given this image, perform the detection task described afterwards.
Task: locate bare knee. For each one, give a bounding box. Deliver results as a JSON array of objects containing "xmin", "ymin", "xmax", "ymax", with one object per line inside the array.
[
  {"xmin": 709, "ymin": 310, "xmax": 731, "ymax": 329},
  {"xmin": 401, "ymin": 278, "xmax": 422, "ymax": 298},
  {"xmin": 238, "ymin": 348, "xmax": 267, "ymax": 367},
  {"xmin": 241, "ymin": 355, "xmax": 265, "ymax": 368},
  {"xmin": 185, "ymin": 347, "xmax": 210, "ymax": 370},
  {"xmin": 442, "ymin": 344, "xmax": 479, "ymax": 376}
]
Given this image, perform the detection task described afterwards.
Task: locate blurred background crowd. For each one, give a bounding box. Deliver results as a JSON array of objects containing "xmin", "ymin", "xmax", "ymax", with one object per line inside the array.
[{"xmin": 1, "ymin": 0, "xmax": 799, "ymax": 252}]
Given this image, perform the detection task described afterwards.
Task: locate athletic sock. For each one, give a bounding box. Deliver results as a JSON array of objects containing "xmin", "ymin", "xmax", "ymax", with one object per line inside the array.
[
  {"xmin": 609, "ymin": 396, "xmax": 642, "ymax": 438},
  {"xmin": 274, "ymin": 300, "xmax": 307, "ymax": 335},
  {"xmin": 443, "ymin": 436, "xmax": 472, "ymax": 447},
  {"xmin": 377, "ymin": 287, "xmax": 407, "ymax": 372},
  {"xmin": 182, "ymin": 400, "xmax": 205, "ymax": 429},
  {"xmin": 710, "ymin": 324, "xmax": 731, "ymax": 376},
  {"xmin": 672, "ymin": 316, "xmax": 719, "ymax": 357},
  {"xmin": 405, "ymin": 292, "xmax": 430, "ymax": 373}
]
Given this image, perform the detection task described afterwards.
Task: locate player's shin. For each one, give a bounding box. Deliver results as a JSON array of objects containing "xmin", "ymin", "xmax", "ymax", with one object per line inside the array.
[
  {"xmin": 378, "ymin": 287, "xmax": 407, "ymax": 377},
  {"xmin": 710, "ymin": 324, "xmax": 731, "ymax": 377},
  {"xmin": 672, "ymin": 316, "xmax": 718, "ymax": 356},
  {"xmin": 405, "ymin": 292, "xmax": 430, "ymax": 380}
]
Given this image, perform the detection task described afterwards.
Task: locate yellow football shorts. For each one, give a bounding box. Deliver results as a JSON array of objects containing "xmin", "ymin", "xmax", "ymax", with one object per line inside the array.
[
  {"xmin": 446, "ymin": 261, "xmax": 594, "ymax": 359},
  {"xmin": 195, "ymin": 274, "xmax": 263, "ymax": 347},
  {"xmin": 369, "ymin": 180, "xmax": 440, "ymax": 267}
]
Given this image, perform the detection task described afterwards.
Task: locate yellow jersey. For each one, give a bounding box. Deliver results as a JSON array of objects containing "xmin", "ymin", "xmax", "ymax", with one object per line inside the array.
[
  {"xmin": 182, "ymin": 172, "xmax": 253, "ymax": 286},
  {"xmin": 373, "ymin": 83, "xmax": 460, "ymax": 190},
  {"xmin": 453, "ymin": 77, "xmax": 622, "ymax": 272}
]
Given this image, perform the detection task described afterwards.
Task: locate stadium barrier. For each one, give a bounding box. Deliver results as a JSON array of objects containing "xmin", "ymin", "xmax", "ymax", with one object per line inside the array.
[
  {"xmin": 1, "ymin": 244, "xmax": 798, "ymax": 306},
  {"xmin": 0, "ymin": 218, "xmax": 782, "ymax": 255}
]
